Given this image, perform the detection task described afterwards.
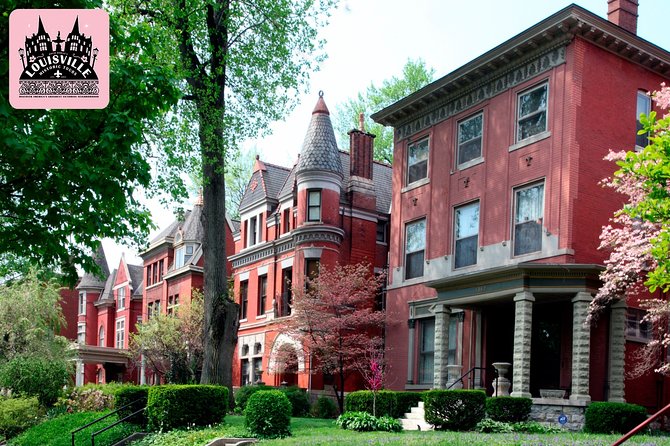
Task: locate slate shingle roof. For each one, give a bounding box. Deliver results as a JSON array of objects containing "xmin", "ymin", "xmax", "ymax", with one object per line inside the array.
[
  {"xmin": 239, "ymin": 163, "xmax": 291, "ymax": 211},
  {"xmin": 128, "ymin": 264, "xmax": 144, "ymax": 297},
  {"xmin": 181, "ymin": 204, "xmax": 203, "ymax": 242},
  {"xmin": 98, "ymin": 268, "xmax": 117, "ymax": 303},
  {"xmin": 296, "ymin": 95, "xmax": 343, "ymax": 178},
  {"xmin": 338, "ymin": 152, "xmax": 392, "ymax": 214},
  {"xmin": 77, "ymin": 245, "xmax": 110, "ymax": 290}
]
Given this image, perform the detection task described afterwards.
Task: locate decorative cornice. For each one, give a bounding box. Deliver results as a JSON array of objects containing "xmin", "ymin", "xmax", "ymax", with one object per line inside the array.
[
  {"xmin": 162, "ymin": 264, "xmax": 203, "ymax": 281},
  {"xmin": 292, "ymin": 225, "xmax": 344, "ymax": 247},
  {"xmin": 230, "ymin": 237, "xmax": 295, "ymax": 269}
]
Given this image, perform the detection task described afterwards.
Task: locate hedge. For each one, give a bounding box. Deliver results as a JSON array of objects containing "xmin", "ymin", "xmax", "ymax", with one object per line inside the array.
[
  {"xmin": 146, "ymin": 385, "xmax": 228, "ymax": 431},
  {"xmin": 311, "ymin": 395, "xmax": 338, "ymax": 419},
  {"xmin": 114, "ymin": 385, "xmax": 149, "ymax": 426},
  {"xmin": 234, "ymin": 385, "xmax": 271, "ymax": 413},
  {"xmin": 485, "ymin": 396, "xmax": 532, "ymax": 423},
  {"xmin": 0, "ymin": 397, "xmax": 42, "ymax": 440},
  {"xmin": 245, "ymin": 390, "xmax": 292, "ymax": 439},
  {"xmin": 584, "ymin": 401, "xmax": 647, "ymax": 434},
  {"xmin": 423, "ymin": 389, "xmax": 486, "ymax": 431},
  {"xmin": 344, "ymin": 390, "xmax": 396, "ymax": 417},
  {"xmin": 280, "ymin": 386, "xmax": 310, "ymax": 417}
]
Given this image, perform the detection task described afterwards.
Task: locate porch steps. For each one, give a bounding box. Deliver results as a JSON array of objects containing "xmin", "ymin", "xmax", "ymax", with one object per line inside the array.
[{"xmin": 400, "ymin": 401, "xmax": 434, "ymax": 431}]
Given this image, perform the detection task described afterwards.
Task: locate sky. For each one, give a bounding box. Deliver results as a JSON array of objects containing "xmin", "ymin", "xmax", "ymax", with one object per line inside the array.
[{"xmin": 102, "ymin": 0, "xmax": 670, "ymax": 271}]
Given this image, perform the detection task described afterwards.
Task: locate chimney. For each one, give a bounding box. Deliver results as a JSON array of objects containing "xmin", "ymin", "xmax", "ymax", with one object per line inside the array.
[
  {"xmin": 348, "ymin": 113, "xmax": 375, "ymax": 180},
  {"xmin": 607, "ymin": 0, "xmax": 639, "ymax": 34}
]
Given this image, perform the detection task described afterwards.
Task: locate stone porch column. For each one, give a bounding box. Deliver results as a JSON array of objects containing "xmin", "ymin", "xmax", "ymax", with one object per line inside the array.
[
  {"xmin": 511, "ymin": 291, "xmax": 534, "ymax": 398},
  {"xmin": 433, "ymin": 303, "xmax": 451, "ymax": 388},
  {"xmin": 407, "ymin": 319, "xmax": 416, "ymax": 384},
  {"xmin": 608, "ymin": 300, "xmax": 627, "ymax": 402},
  {"xmin": 570, "ymin": 292, "xmax": 592, "ymax": 403}
]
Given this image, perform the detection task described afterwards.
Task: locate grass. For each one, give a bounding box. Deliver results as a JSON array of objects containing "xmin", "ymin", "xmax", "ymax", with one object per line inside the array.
[
  {"xmin": 126, "ymin": 416, "xmax": 670, "ymax": 446},
  {"xmin": 8, "ymin": 410, "xmax": 142, "ymax": 446}
]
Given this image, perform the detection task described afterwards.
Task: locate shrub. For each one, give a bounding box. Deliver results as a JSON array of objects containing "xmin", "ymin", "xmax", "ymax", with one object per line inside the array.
[
  {"xmin": 344, "ymin": 390, "xmax": 396, "ymax": 417},
  {"xmin": 279, "ymin": 386, "xmax": 310, "ymax": 417},
  {"xmin": 485, "ymin": 396, "xmax": 532, "ymax": 422},
  {"xmin": 146, "ymin": 385, "xmax": 227, "ymax": 431},
  {"xmin": 114, "ymin": 385, "xmax": 149, "ymax": 426},
  {"xmin": 244, "ymin": 390, "xmax": 292, "ymax": 439},
  {"xmin": 475, "ymin": 418, "xmax": 514, "ymax": 433},
  {"xmin": 57, "ymin": 387, "xmax": 115, "ymax": 413},
  {"xmin": 0, "ymin": 397, "xmax": 42, "ymax": 439},
  {"xmin": 335, "ymin": 411, "xmax": 402, "ymax": 432},
  {"xmin": 311, "ymin": 395, "xmax": 338, "ymax": 419},
  {"xmin": 512, "ymin": 421, "xmax": 562, "ymax": 434},
  {"xmin": 423, "ymin": 389, "xmax": 486, "ymax": 431},
  {"xmin": 584, "ymin": 401, "xmax": 647, "ymax": 434},
  {"xmin": 0, "ymin": 356, "xmax": 70, "ymax": 407},
  {"xmin": 394, "ymin": 391, "xmax": 424, "ymax": 418},
  {"xmin": 234, "ymin": 385, "xmax": 271, "ymax": 413}
]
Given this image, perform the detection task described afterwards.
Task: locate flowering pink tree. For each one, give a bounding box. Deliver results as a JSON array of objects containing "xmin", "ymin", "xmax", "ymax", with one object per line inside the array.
[
  {"xmin": 281, "ymin": 262, "xmax": 385, "ymax": 413},
  {"xmin": 356, "ymin": 339, "xmax": 387, "ymax": 416},
  {"xmin": 588, "ymin": 84, "xmax": 670, "ymax": 375}
]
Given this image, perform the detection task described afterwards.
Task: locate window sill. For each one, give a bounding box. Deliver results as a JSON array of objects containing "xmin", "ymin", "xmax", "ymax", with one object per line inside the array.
[
  {"xmin": 455, "ymin": 157, "xmax": 484, "ymax": 172},
  {"xmin": 402, "ymin": 275, "xmax": 426, "ymax": 286},
  {"xmin": 240, "ymin": 318, "xmax": 248, "ymax": 323},
  {"xmin": 256, "ymin": 314, "xmax": 267, "ymax": 320},
  {"xmin": 401, "ymin": 177, "xmax": 430, "ymax": 193},
  {"xmin": 625, "ymin": 335, "xmax": 650, "ymax": 344},
  {"xmin": 405, "ymin": 383, "xmax": 432, "ymax": 390},
  {"xmin": 509, "ymin": 130, "xmax": 551, "ymax": 152}
]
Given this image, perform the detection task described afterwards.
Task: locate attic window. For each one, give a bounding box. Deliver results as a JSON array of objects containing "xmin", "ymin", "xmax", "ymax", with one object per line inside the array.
[{"xmin": 175, "ymin": 244, "xmax": 195, "ymax": 268}]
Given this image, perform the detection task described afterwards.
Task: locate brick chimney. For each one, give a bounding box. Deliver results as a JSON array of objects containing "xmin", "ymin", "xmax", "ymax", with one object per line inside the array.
[
  {"xmin": 607, "ymin": 0, "xmax": 639, "ymax": 34},
  {"xmin": 348, "ymin": 113, "xmax": 375, "ymax": 180}
]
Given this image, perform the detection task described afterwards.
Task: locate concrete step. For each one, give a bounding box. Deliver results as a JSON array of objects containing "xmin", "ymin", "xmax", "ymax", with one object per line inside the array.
[{"xmin": 401, "ymin": 401, "xmax": 433, "ymax": 431}]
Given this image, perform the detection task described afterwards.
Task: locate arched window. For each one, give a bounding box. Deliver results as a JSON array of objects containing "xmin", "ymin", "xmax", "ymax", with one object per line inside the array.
[{"xmin": 99, "ymin": 326, "xmax": 105, "ymax": 347}]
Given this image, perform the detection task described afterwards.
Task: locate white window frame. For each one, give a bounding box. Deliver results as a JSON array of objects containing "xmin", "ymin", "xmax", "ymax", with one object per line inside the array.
[
  {"xmin": 117, "ymin": 286, "xmax": 126, "ymax": 310},
  {"xmin": 457, "ymin": 112, "xmax": 483, "ymax": 168},
  {"xmin": 636, "ymin": 90, "xmax": 651, "ymax": 149},
  {"xmin": 78, "ymin": 291, "xmax": 86, "ymax": 315},
  {"xmin": 513, "ymin": 182, "xmax": 545, "ymax": 257},
  {"xmin": 77, "ymin": 322, "xmax": 86, "ymax": 345},
  {"xmin": 116, "ymin": 318, "xmax": 126, "ymax": 349},
  {"xmin": 406, "ymin": 137, "xmax": 429, "ymax": 186},
  {"xmin": 99, "ymin": 325, "xmax": 105, "ymax": 347},
  {"xmin": 517, "ymin": 82, "xmax": 549, "ymax": 142},
  {"xmin": 307, "ymin": 190, "xmax": 322, "ymax": 222},
  {"xmin": 405, "ymin": 219, "xmax": 426, "ymax": 280},
  {"xmin": 454, "ymin": 201, "xmax": 480, "ymax": 269}
]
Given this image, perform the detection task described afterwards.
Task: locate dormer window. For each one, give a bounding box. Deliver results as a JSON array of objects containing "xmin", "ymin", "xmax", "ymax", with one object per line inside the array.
[
  {"xmin": 175, "ymin": 244, "xmax": 194, "ymax": 268},
  {"xmin": 117, "ymin": 287, "xmax": 126, "ymax": 309}
]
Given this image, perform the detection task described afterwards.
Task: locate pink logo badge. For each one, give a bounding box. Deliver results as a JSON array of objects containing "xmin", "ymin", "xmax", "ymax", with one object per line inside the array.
[{"xmin": 9, "ymin": 9, "xmax": 109, "ymax": 109}]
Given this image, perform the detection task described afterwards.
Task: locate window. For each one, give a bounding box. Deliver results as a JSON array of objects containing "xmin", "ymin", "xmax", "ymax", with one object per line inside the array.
[
  {"xmin": 249, "ymin": 216, "xmax": 258, "ymax": 246},
  {"xmin": 158, "ymin": 259, "xmax": 164, "ymax": 281},
  {"xmin": 115, "ymin": 319, "xmax": 125, "ymax": 349},
  {"xmin": 517, "ymin": 83, "xmax": 548, "ymax": 141},
  {"xmin": 454, "ymin": 202, "xmax": 479, "ymax": 268},
  {"xmin": 457, "ymin": 113, "xmax": 483, "ymax": 166},
  {"xmin": 99, "ymin": 325, "xmax": 105, "ymax": 347},
  {"xmin": 407, "ymin": 138, "xmax": 429, "ymax": 185},
  {"xmin": 280, "ymin": 268, "xmax": 293, "ymax": 317},
  {"xmin": 117, "ymin": 287, "xmax": 126, "ymax": 309},
  {"xmin": 253, "ymin": 357, "xmax": 263, "ymax": 383},
  {"xmin": 258, "ymin": 275, "xmax": 267, "ymax": 316},
  {"xmin": 152, "ymin": 263, "xmax": 158, "ymax": 284},
  {"xmin": 376, "ymin": 221, "xmax": 388, "ymax": 243},
  {"xmin": 307, "ymin": 190, "xmax": 321, "ymax": 222},
  {"xmin": 636, "ymin": 91, "xmax": 651, "ymax": 148},
  {"xmin": 626, "ymin": 308, "xmax": 651, "ymax": 341},
  {"xmin": 77, "ymin": 323, "xmax": 86, "ymax": 345},
  {"xmin": 283, "ymin": 208, "xmax": 291, "ymax": 233},
  {"xmin": 405, "ymin": 219, "xmax": 426, "ymax": 280},
  {"xmin": 240, "ymin": 280, "xmax": 248, "ymax": 320},
  {"xmin": 168, "ymin": 294, "xmax": 179, "ymax": 315},
  {"xmin": 146, "ymin": 268, "xmax": 152, "ymax": 286},
  {"xmin": 419, "ymin": 318, "xmax": 435, "ymax": 385},
  {"xmin": 305, "ymin": 259, "xmax": 319, "ymax": 280},
  {"xmin": 78, "ymin": 291, "xmax": 86, "ymax": 315},
  {"xmin": 175, "ymin": 244, "xmax": 194, "ymax": 268},
  {"xmin": 513, "ymin": 183, "xmax": 544, "ymax": 256},
  {"xmin": 241, "ymin": 359, "xmax": 250, "ymax": 386}
]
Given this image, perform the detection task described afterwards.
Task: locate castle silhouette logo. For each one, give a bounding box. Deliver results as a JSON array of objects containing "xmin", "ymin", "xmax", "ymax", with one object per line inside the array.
[{"xmin": 9, "ymin": 9, "xmax": 109, "ymax": 109}]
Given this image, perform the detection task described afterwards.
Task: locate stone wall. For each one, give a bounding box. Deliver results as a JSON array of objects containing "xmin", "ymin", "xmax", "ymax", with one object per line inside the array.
[{"xmin": 529, "ymin": 399, "xmax": 587, "ymax": 431}]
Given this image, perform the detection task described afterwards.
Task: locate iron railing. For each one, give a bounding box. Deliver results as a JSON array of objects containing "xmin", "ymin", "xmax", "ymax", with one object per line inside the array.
[
  {"xmin": 446, "ymin": 366, "xmax": 496, "ymax": 391},
  {"xmin": 612, "ymin": 401, "xmax": 670, "ymax": 446},
  {"xmin": 70, "ymin": 398, "xmax": 144, "ymax": 446}
]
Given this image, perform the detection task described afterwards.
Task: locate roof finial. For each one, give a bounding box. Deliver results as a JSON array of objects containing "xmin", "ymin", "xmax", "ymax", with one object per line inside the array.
[
  {"xmin": 319, "ymin": 90, "xmax": 324, "ymax": 98},
  {"xmin": 358, "ymin": 112, "xmax": 365, "ymax": 131}
]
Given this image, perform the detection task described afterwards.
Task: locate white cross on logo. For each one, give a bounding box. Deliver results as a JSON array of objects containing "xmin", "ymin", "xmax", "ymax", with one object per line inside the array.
[{"xmin": 53, "ymin": 70, "xmax": 63, "ymax": 78}]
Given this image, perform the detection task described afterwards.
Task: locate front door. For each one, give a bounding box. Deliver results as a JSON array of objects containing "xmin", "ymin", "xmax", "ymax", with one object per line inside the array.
[{"xmin": 530, "ymin": 301, "xmax": 572, "ymax": 397}]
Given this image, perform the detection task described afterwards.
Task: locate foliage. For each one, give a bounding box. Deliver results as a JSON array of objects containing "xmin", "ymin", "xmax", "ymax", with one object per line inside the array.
[
  {"xmin": 423, "ymin": 389, "xmax": 486, "ymax": 431},
  {"xmin": 111, "ymin": 0, "xmax": 337, "ymax": 392},
  {"xmin": 311, "ymin": 396, "xmax": 338, "ymax": 419},
  {"xmin": 475, "ymin": 418, "xmax": 514, "ymax": 433},
  {"xmin": 0, "ymin": 0, "xmax": 182, "ymax": 284},
  {"xmin": 0, "ymin": 397, "xmax": 42, "ymax": 440},
  {"xmin": 146, "ymin": 385, "xmax": 228, "ymax": 432},
  {"xmin": 280, "ymin": 386, "xmax": 311, "ymax": 417},
  {"xmin": 114, "ymin": 385, "xmax": 149, "ymax": 426},
  {"xmin": 128, "ymin": 290, "xmax": 204, "ymax": 383},
  {"xmin": 281, "ymin": 262, "xmax": 386, "ymax": 413},
  {"xmin": 334, "ymin": 59, "xmax": 435, "ymax": 164},
  {"xmin": 9, "ymin": 410, "xmax": 140, "ymax": 446},
  {"xmin": 234, "ymin": 384, "xmax": 271, "ymax": 413},
  {"xmin": 244, "ymin": 390, "xmax": 292, "ymax": 439},
  {"xmin": 129, "ymin": 421, "xmax": 248, "ymax": 446},
  {"xmin": 335, "ymin": 411, "xmax": 402, "ymax": 433},
  {"xmin": 584, "ymin": 401, "xmax": 647, "ymax": 434},
  {"xmin": 56, "ymin": 387, "xmax": 115, "ymax": 413},
  {"xmin": 0, "ymin": 356, "xmax": 70, "ymax": 407},
  {"xmin": 485, "ymin": 396, "xmax": 532, "ymax": 423},
  {"xmin": 344, "ymin": 390, "xmax": 396, "ymax": 418},
  {"xmin": 511, "ymin": 421, "xmax": 562, "ymax": 434},
  {"xmin": 0, "ymin": 269, "xmax": 70, "ymax": 362},
  {"xmin": 394, "ymin": 392, "xmax": 424, "ymax": 419},
  {"xmin": 588, "ymin": 85, "xmax": 670, "ymax": 375}
]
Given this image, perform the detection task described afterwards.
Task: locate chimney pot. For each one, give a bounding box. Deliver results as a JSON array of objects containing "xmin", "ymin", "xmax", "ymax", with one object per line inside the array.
[{"xmin": 607, "ymin": 0, "xmax": 639, "ymax": 35}]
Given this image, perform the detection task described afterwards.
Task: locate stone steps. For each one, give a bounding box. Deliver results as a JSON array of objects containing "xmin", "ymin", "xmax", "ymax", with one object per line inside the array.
[{"xmin": 400, "ymin": 401, "xmax": 434, "ymax": 431}]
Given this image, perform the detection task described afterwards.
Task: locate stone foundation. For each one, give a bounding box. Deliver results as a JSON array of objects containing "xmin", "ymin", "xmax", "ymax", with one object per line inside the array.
[{"xmin": 529, "ymin": 398, "xmax": 587, "ymax": 431}]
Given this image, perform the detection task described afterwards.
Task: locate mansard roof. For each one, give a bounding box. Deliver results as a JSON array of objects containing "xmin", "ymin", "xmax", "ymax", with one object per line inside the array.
[
  {"xmin": 128, "ymin": 264, "xmax": 144, "ymax": 297},
  {"xmin": 77, "ymin": 244, "xmax": 110, "ymax": 290},
  {"xmin": 372, "ymin": 3, "xmax": 670, "ymax": 130},
  {"xmin": 181, "ymin": 203, "xmax": 203, "ymax": 242},
  {"xmin": 239, "ymin": 160, "xmax": 291, "ymax": 212},
  {"xmin": 295, "ymin": 93, "xmax": 343, "ymax": 178}
]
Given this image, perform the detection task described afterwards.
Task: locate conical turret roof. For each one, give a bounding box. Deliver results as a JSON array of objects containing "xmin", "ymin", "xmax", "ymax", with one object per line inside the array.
[
  {"xmin": 77, "ymin": 244, "xmax": 110, "ymax": 290},
  {"xmin": 296, "ymin": 92, "xmax": 343, "ymax": 177}
]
